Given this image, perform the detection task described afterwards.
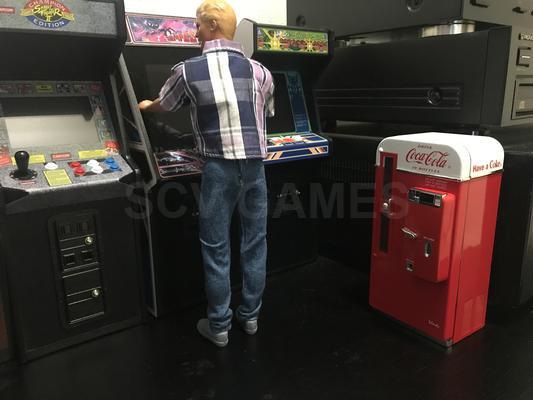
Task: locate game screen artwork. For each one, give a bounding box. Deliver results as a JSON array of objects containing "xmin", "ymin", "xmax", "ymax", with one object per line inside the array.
[
  {"xmin": 126, "ymin": 14, "xmax": 199, "ymax": 46},
  {"xmin": 256, "ymin": 26, "xmax": 328, "ymax": 54}
]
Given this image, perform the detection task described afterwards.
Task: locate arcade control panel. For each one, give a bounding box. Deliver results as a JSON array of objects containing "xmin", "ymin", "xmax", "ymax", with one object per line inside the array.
[
  {"xmin": 0, "ymin": 151, "xmax": 132, "ymax": 191},
  {"xmin": 265, "ymin": 132, "xmax": 329, "ymax": 164},
  {"xmin": 0, "ymin": 80, "xmax": 133, "ymax": 191},
  {"xmin": 155, "ymin": 149, "xmax": 203, "ymax": 179},
  {"xmin": 152, "ymin": 133, "xmax": 330, "ymax": 171},
  {"xmin": 151, "ymin": 133, "xmax": 330, "ymax": 171}
]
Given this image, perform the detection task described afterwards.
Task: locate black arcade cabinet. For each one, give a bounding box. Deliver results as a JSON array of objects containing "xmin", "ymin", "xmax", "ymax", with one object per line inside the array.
[
  {"xmin": 0, "ymin": 268, "xmax": 11, "ymax": 364},
  {"xmin": 117, "ymin": 13, "xmax": 205, "ymax": 317},
  {"xmin": 0, "ymin": 0, "xmax": 142, "ymax": 360},
  {"xmin": 234, "ymin": 19, "xmax": 332, "ymax": 272}
]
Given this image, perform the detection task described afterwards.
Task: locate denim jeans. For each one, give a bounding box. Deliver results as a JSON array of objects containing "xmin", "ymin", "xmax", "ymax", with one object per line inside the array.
[{"xmin": 199, "ymin": 158, "xmax": 267, "ymax": 333}]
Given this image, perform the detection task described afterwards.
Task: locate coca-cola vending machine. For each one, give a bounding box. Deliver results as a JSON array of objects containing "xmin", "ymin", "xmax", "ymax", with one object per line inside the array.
[{"xmin": 370, "ymin": 132, "xmax": 504, "ymax": 346}]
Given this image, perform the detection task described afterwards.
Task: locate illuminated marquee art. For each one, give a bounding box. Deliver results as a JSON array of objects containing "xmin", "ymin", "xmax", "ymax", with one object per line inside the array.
[
  {"xmin": 256, "ymin": 26, "xmax": 328, "ymax": 54},
  {"xmin": 20, "ymin": 0, "xmax": 75, "ymax": 29},
  {"xmin": 126, "ymin": 13, "xmax": 200, "ymax": 47}
]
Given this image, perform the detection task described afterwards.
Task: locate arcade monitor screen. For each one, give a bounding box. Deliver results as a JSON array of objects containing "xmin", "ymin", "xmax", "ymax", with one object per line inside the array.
[
  {"xmin": 267, "ymin": 73, "xmax": 296, "ymax": 135},
  {"xmin": 2, "ymin": 97, "xmax": 101, "ymax": 149}
]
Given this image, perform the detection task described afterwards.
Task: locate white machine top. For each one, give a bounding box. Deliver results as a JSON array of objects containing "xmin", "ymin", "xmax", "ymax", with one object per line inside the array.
[{"xmin": 376, "ymin": 132, "xmax": 504, "ymax": 181}]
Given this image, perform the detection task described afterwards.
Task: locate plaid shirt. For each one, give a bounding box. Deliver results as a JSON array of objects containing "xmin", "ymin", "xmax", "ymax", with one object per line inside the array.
[{"xmin": 159, "ymin": 39, "xmax": 274, "ymax": 159}]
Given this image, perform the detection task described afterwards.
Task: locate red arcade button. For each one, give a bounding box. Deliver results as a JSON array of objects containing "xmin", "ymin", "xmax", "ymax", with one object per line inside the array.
[
  {"xmin": 70, "ymin": 162, "xmax": 81, "ymax": 168},
  {"xmin": 74, "ymin": 167, "xmax": 85, "ymax": 176}
]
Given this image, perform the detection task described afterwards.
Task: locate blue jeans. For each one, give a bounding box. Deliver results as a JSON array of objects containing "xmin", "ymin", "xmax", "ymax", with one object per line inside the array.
[{"xmin": 199, "ymin": 158, "xmax": 267, "ymax": 333}]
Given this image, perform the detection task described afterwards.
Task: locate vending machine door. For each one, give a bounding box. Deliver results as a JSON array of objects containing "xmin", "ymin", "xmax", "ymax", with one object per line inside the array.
[{"xmin": 402, "ymin": 188, "xmax": 456, "ymax": 283}]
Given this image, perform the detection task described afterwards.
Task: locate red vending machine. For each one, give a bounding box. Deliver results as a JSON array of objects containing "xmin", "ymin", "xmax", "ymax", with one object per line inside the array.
[{"xmin": 369, "ymin": 132, "xmax": 504, "ymax": 346}]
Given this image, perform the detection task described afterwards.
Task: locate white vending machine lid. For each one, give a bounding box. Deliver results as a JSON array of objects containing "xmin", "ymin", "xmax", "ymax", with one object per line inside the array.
[{"xmin": 376, "ymin": 132, "xmax": 504, "ymax": 181}]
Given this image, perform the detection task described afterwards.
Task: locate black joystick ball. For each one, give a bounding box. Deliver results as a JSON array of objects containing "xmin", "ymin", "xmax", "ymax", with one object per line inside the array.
[{"xmin": 12, "ymin": 150, "xmax": 35, "ymax": 180}]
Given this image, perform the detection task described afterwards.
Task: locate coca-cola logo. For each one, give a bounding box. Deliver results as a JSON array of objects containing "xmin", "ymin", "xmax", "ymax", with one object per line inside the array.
[{"xmin": 406, "ymin": 148, "xmax": 449, "ymax": 168}]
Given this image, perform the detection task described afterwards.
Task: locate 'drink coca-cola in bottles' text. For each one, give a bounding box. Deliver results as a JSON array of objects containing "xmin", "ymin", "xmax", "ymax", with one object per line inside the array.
[{"xmin": 405, "ymin": 144, "xmax": 449, "ymax": 169}]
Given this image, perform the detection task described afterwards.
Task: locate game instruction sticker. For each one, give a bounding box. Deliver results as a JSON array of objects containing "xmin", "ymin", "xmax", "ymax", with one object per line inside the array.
[
  {"xmin": 44, "ymin": 169, "xmax": 72, "ymax": 187},
  {"xmin": 78, "ymin": 150, "xmax": 107, "ymax": 159},
  {"xmin": 11, "ymin": 154, "xmax": 45, "ymax": 165},
  {"xmin": 0, "ymin": 7, "xmax": 15, "ymax": 14}
]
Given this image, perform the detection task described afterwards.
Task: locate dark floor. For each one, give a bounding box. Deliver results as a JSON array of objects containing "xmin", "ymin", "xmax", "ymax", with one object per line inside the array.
[{"xmin": 1, "ymin": 257, "xmax": 533, "ymax": 400}]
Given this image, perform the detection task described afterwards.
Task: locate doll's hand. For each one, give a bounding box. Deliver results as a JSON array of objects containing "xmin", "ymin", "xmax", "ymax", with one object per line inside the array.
[{"xmin": 138, "ymin": 100, "xmax": 153, "ymax": 111}]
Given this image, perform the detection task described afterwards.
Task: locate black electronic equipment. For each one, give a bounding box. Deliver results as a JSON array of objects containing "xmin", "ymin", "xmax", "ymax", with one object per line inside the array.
[
  {"xmin": 317, "ymin": 25, "xmax": 533, "ymax": 129},
  {"xmin": 288, "ymin": 0, "xmax": 533, "ymax": 37},
  {"xmin": 488, "ymin": 145, "xmax": 533, "ymax": 308}
]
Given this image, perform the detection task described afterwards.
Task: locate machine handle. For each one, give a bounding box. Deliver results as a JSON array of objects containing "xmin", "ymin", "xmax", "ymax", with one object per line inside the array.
[{"xmin": 401, "ymin": 227, "xmax": 418, "ymax": 239}]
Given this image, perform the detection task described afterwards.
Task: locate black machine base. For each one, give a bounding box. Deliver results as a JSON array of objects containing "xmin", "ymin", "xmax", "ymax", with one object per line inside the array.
[{"xmin": 2, "ymin": 195, "xmax": 143, "ymax": 361}]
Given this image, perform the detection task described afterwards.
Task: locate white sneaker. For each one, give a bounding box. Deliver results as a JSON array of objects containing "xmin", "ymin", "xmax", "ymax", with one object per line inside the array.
[
  {"xmin": 240, "ymin": 319, "xmax": 258, "ymax": 335},
  {"xmin": 196, "ymin": 319, "xmax": 229, "ymax": 347}
]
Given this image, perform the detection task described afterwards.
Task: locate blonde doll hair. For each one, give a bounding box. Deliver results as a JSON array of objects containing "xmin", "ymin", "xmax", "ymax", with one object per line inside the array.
[{"xmin": 196, "ymin": 0, "xmax": 237, "ymax": 40}]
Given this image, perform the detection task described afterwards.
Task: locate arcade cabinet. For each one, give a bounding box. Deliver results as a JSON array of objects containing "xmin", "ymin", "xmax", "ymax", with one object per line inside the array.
[
  {"xmin": 0, "ymin": 267, "xmax": 12, "ymax": 363},
  {"xmin": 289, "ymin": 0, "xmax": 533, "ymax": 308},
  {"xmin": 234, "ymin": 19, "xmax": 332, "ymax": 271},
  {"xmin": 0, "ymin": 0, "xmax": 142, "ymax": 360},
  {"xmin": 118, "ymin": 13, "xmax": 205, "ymax": 317},
  {"xmin": 117, "ymin": 15, "xmax": 332, "ymax": 316}
]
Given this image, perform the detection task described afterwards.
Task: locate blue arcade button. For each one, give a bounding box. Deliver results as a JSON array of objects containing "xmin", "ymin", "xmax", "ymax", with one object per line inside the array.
[{"xmin": 105, "ymin": 157, "xmax": 115, "ymax": 164}]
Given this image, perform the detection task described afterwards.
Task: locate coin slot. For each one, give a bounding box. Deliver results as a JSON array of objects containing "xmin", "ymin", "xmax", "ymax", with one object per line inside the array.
[
  {"xmin": 424, "ymin": 241, "xmax": 432, "ymax": 258},
  {"xmin": 62, "ymin": 253, "xmax": 76, "ymax": 268},
  {"xmin": 81, "ymin": 249, "xmax": 94, "ymax": 263}
]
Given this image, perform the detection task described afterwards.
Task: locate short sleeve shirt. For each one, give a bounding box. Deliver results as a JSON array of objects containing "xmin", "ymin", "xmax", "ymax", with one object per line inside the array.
[{"xmin": 159, "ymin": 39, "xmax": 275, "ymax": 159}]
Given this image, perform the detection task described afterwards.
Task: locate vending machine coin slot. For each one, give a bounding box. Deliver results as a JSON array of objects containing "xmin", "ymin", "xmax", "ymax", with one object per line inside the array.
[{"xmin": 424, "ymin": 240, "xmax": 432, "ymax": 258}]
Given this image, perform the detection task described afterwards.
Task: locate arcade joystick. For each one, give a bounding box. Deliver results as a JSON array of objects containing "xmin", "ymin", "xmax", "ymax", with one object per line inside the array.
[{"xmin": 11, "ymin": 150, "xmax": 37, "ymax": 180}]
